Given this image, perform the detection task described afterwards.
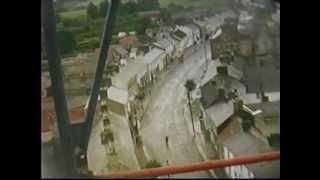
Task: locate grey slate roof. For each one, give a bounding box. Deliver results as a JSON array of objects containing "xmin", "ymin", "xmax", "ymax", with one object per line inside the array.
[
  {"xmin": 173, "ymin": 29, "xmax": 187, "ymax": 40},
  {"xmin": 200, "ymin": 74, "xmax": 246, "ymax": 108},
  {"xmin": 243, "ymin": 59, "xmax": 280, "ymax": 93},
  {"xmin": 200, "ymin": 81, "xmax": 219, "ymax": 108},
  {"xmin": 246, "ymin": 101, "xmax": 280, "ymax": 118}
]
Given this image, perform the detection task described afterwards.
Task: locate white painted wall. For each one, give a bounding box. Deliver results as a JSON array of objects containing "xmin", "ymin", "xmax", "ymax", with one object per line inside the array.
[
  {"xmin": 177, "ymin": 25, "xmax": 194, "ymax": 48},
  {"xmin": 222, "ymin": 146, "xmax": 255, "ymax": 178}
]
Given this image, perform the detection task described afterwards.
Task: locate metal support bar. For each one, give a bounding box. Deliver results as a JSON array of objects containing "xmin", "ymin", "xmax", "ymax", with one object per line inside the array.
[
  {"xmin": 42, "ymin": 0, "xmax": 77, "ymax": 176},
  {"xmin": 81, "ymin": 0, "xmax": 120, "ymax": 152},
  {"xmin": 95, "ymin": 151, "xmax": 280, "ymax": 178}
]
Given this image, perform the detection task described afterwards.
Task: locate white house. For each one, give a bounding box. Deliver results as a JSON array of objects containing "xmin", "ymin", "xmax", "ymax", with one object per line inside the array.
[
  {"xmin": 107, "ymin": 86, "xmax": 129, "ymax": 116},
  {"xmin": 170, "ymin": 29, "xmax": 188, "ymax": 57},
  {"xmin": 143, "ymin": 47, "xmax": 166, "ymax": 75},
  {"xmin": 129, "ymin": 47, "xmax": 138, "ymax": 59},
  {"xmin": 176, "ymin": 25, "xmax": 194, "ymax": 48},
  {"xmin": 153, "ymin": 38, "xmax": 174, "ymax": 57},
  {"xmin": 185, "ymin": 23, "xmax": 201, "ymax": 45}
]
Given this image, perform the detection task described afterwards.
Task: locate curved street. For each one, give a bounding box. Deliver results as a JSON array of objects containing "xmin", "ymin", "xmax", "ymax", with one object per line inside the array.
[{"xmin": 140, "ymin": 42, "xmax": 216, "ymax": 178}]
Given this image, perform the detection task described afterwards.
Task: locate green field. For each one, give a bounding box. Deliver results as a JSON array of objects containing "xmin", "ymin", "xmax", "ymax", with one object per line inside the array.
[
  {"xmin": 159, "ymin": 0, "xmax": 226, "ymax": 8},
  {"xmin": 58, "ymin": 0, "xmax": 104, "ymax": 18},
  {"xmin": 60, "ymin": 9, "xmax": 86, "ymax": 18}
]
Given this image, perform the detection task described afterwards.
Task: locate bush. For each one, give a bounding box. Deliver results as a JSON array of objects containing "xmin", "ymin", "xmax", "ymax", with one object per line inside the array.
[
  {"xmin": 57, "ymin": 30, "xmax": 77, "ymax": 55},
  {"xmin": 61, "ymin": 15, "xmax": 86, "ymax": 27},
  {"xmin": 145, "ymin": 159, "xmax": 162, "ymax": 168},
  {"xmin": 99, "ymin": 0, "xmax": 109, "ymax": 17},
  {"xmin": 87, "ymin": 2, "xmax": 99, "ymax": 19},
  {"xmin": 78, "ymin": 38, "xmax": 100, "ymax": 50}
]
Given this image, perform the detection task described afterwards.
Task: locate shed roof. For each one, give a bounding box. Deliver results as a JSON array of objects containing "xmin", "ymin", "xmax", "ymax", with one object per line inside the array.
[{"xmin": 107, "ymin": 86, "xmax": 128, "ymax": 105}]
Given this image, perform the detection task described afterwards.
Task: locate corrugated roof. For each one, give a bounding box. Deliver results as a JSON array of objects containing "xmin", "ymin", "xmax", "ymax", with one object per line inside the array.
[
  {"xmin": 68, "ymin": 106, "xmax": 85, "ymax": 124},
  {"xmin": 41, "ymin": 105, "xmax": 86, "ymax": 132}
]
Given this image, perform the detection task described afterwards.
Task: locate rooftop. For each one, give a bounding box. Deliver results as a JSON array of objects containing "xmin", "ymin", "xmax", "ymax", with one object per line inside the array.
[
  {"xmin": 218, "ymin": 131, "xmax": 280, "ymax": 178},
  {"xmin": 200, "ymin": 60, "xmax": 221, "ymax": 86},
  {"xmin": 119, "ymin": 35, "xmax": 140, "ymax": 50},
  {"xmin": 243, "ymin": 60, "xmax": 280, "ymax": 93},
  {"xmin": 246, "ymin": 101, "xmax": 280, "ymax": 118},
  {"xmin": 111, "ymin": 56, "xmax": 147, "ymax": 89},
  {"xmin": 205, "ymin": 101, "xmax": 234, "ymax": 128},
  {"xmin": 41, "ymin": 104, "xmax": 86, "ymax": 132},
  {"xmin": 172, "ymin": 29, "xmax": 187, "ymax": 40},
  {"xmin": 107, "ymin": 86, "xmax": 129, "ymax": 105},
  {"xmin": 109, "ymin": 45, "xmax": 129, "ymax": 57},
  {"xmin": 142, "ymin": 47, "xmax": 165, "ymax": 65},
  {"xmin": 153, "ymin": 39, "xmax": 172, "ymax": 50},
  {"xmin": 185, "ymin": 23, "xmax": 200, "ymax": 32}
]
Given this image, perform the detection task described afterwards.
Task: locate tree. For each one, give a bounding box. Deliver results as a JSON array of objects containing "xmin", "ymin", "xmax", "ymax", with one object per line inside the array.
[
  {"xmin": 145, "ymin": 159, "xmax": 162, "ymax": 168},
  {"xmin": 167, "ymin": 2, "xmax": 184, "ymax": 12},
  {"xmin": 99, "ymin": 0, "xmax": 109, "ymax": 18},
  {"xmin": 137, "ymin": 0, "xmax": 160, "ymax": 11},
  {"xmin": 160, "ymin": 8, "xmax": 171, "ymax": 23},
  {"xmin": 135, "ymin": 17, "xmax": 152, "ymax": 35},
  {"xmin": 57, "ymin": 30, "xmax": 77, "ymax": 55},
  {"xmin": 87, "ymin": 2, "xmax": 99, "ymax": 19},
  {"xmin": 55, "ymin": 13, "xmax": 62, "ymax": 23},
  {"xmin": 119, "ymin": 1, "xmax": 138, "ymax": 15},
  {"xmin": 184, "ymin": 80, "xmax": 196, "ymax": 136}
]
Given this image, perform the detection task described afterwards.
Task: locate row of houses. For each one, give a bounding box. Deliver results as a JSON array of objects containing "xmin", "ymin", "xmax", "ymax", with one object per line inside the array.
[
  {"xmin": 198, "ymin": 61, "xmax": 280, "ymax": 178},
  {"xmin": 103, "ymin": 22, "xmax": 202, "ymax": 120},
  {"xmin": 196, "ymin": 12, "xmax": 280, "ymax": 178}
]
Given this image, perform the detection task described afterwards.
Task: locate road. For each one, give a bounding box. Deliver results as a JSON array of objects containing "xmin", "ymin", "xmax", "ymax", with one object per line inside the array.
[{"xmin": 140, "ymin": 42, "xmax": 216, "ymax": 178}]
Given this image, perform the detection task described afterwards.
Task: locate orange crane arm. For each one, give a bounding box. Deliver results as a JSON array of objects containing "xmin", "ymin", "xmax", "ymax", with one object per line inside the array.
[{"xmin": 95, "ymin": 151, "xmax": 280, "ymax": 178}]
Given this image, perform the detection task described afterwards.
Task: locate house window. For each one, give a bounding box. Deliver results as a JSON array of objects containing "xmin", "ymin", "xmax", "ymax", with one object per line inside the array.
[{"xmin": 211, "ymin": 80, "xmax": 216, "ymax": 86}]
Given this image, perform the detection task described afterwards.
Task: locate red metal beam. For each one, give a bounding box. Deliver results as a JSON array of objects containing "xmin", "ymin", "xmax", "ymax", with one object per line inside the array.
[{"xmin": 95, "ymin": 151, "xmax": 280, "ymax": 178}]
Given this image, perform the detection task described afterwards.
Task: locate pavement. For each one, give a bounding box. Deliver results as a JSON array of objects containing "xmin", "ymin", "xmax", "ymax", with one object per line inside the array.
[
  {"xmin": 87, "ymin": 117, "xmax": 107, "ymax": 174},
  {"xmin": 139, "ymin": 42, "xmax": 216, "ymax": 178},
  {"xmin": 87, "ymin": 112, "xmax": 140, "ymax": 174}
]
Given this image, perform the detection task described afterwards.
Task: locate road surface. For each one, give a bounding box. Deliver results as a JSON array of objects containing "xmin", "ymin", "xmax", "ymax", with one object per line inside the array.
[{"xmin": 140, "ymin": 42, "xmax": 216, "ymax": 178}]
